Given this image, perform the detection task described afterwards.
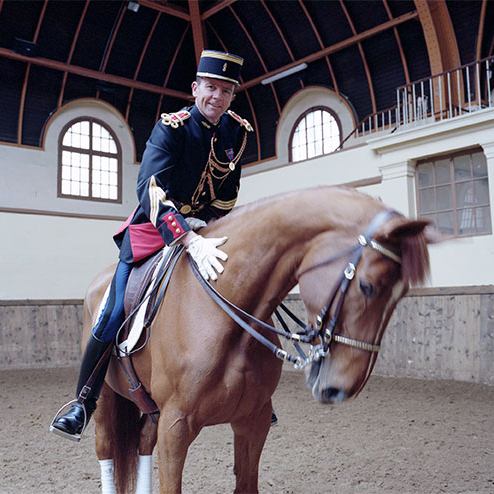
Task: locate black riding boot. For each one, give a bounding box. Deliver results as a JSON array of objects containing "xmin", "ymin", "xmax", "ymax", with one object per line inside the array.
[{"xmin": 50, "ymin": 334, "xmax": 111, "ymax": 441}]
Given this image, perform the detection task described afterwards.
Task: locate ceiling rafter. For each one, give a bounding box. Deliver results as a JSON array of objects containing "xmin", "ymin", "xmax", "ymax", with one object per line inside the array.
[
  {"xmin": 238, "ymin": 10, "xmax": 418, "ymax": 92},
  {"xmin": 58, "ymin": 0, "xmax": 90, "ymax": 108},
  {"xmin": 202, "ymin": 0, "xmax": 237, "ymax": 20},
  {"xmin": 96, "ymin": 3, "xmax": 126, "ymax": 99},
  {"xmin": 261, "ymin": 0, "xmax": 303, "ymax": 90},
  {"xmin": 227, "ymin": 4, "xmax": 281, "ymax": 115},
  {"xmin": 154, "ymin": 24, "xmax": 191, "ymax": 123},
  {"xmin": 189, "ymin": 0, "xmax": 205, "ymax": 64},
  {"xmin": 18, "ymin": 0, "xmax": 48, "ymax": 144},
  {"xmin": 476, "ymin": 0, "xmax": 487, "ymax": 61},
  {"xmin": 338, "ymin": 0, "xmax": 376, "ymax": 114},
  {"xmin": 126, "ymin": 10, "xmax": 162, "ymax": 120},
  {"xmin": 383, "ymin": 0, "xmax": 410, "ymax": 85},
  {"xmin": 138, "ymin": 0, "xmax": 190, "ymax": 21},
  {"xmin": 0, "ymin": 47, "xmax": 192, "ymax": 101},
  {"xmin": 298, "ymin": 0, "xmax": 338, "ymax": 94}
]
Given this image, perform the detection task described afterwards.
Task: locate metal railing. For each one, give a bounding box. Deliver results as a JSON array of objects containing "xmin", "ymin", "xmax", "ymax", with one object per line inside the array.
[
  {"xmin": 339, "ymin": 55, "xmax": 494, "ymax": 149},
  {"xmin": 396, "ymin": 55, "xmax": 494, "ymax": 129}
]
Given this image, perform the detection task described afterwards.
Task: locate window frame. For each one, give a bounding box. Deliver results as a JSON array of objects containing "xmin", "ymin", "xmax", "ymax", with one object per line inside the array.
[
  {"xmin": 288, "ymin": 106, "xmax": 342, "ymax": 163},
  {"xmin": 415, "ymin": 147, "xmax": 491, "ymax": 238},
  {"xmin": 57, "ymin": 117, "xmax": 123, "ymax": 203}
]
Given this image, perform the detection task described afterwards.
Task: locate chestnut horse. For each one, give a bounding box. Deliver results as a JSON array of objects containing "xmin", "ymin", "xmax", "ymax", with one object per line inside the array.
[{"xmin": 84, "ymin": 186, "xmax": 432, "ymax": 493}]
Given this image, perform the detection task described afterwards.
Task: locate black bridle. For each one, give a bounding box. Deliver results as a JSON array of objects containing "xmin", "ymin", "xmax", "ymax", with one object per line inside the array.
[{"xmin": 188, "ymin": 210, "xmax": 402, "ymax": 370}]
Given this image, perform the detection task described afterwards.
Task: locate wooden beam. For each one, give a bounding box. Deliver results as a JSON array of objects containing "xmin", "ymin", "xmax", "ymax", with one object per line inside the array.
[
  {"xmin": 138, "ymin": 0, "xmax": 190, "ymax": 20},
  {"xmin": 238, "ymin": 10, "xmax": 418, "ymax": 91},
  {"xmin": 189, "ymin": 0, "xmax": 205, "ymax": 64},
  {"xmin": 202, "ymin": 0, "xmax": 237, "ymax": 20},
  {"xmin": 0, "ymin": 47, "xmax": 193, "ymax": 101}
]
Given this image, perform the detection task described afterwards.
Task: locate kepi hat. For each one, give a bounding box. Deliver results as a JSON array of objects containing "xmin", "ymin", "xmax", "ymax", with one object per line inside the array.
[{"xmin": 196, "ymin": 50, "xmax": 243, "ymax": 85}]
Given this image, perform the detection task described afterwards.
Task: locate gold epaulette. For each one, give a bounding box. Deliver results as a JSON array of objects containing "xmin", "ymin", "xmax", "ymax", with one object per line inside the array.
[
  {"xmin": 228, "ymin": 110, "xmax": 253, "ymax": 132},
  {"xmin": 160, "ymin": 110, "xmax": 191, "ymax": 129}
]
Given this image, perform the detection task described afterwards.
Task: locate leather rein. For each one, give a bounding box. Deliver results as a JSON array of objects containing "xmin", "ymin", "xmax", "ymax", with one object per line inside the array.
[{"xmin": 189, "ymin": 210, "xmax": 403, "ymax": 370}]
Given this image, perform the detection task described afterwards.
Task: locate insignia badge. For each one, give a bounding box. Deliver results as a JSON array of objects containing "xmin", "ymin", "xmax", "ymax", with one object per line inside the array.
[
  {"xmin": 180, "ymin": 204, "xmax": 192, "ymax": 214},
  {"xmin": 223, "ymin": 63, "xmax": 227, "ymax": 72},
  {"xmin": 225, "ymin": 148, "xmax": 234, "ymax": 161}
]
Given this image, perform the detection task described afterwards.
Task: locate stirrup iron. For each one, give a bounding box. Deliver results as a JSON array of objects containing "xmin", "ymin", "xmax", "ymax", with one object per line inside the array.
[{"xmin": 49, "ymin": 399, "xmax": 88, "ymax": 442}]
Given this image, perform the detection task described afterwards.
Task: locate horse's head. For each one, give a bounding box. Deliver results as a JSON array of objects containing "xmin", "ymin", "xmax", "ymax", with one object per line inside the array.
[{"xmin": 298, "ymin": 211, "xmax": 431, "ymax": 404}]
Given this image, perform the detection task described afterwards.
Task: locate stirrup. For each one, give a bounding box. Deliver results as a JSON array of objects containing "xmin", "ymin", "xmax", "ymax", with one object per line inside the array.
[{"xmin": 49, "ymin": 399, "xmax": 88, "ymax": 442}]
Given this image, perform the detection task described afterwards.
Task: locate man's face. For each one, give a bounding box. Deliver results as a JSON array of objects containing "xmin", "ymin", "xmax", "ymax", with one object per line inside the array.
[{"xmin": 192, "ymin": 77, "xmax": 236, "ymax": 125}]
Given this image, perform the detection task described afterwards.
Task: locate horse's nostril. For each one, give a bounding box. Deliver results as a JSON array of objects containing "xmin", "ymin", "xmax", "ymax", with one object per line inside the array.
[
  {"xmin": 322, "ymin": 387, "xmax": 346, "ymax": 404},
  {"xmin": 359, "ymin": 279, "xmax": 375, "ymax": 298}
]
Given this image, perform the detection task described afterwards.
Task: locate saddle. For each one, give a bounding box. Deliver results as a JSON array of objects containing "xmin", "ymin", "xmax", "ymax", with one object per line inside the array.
[{"xmin": 117, "ymin": 245, "xmax": 184, "ymax": 416}]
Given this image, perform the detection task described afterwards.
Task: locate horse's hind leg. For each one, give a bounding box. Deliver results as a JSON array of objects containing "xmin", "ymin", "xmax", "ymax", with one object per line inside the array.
[
  {"xmin": 231, "ymin": 401, "xmax": 272, "ymax": 494},
  {"xmin": 135, "ymin": 414, "xmax": 158, "ymax": 493}
]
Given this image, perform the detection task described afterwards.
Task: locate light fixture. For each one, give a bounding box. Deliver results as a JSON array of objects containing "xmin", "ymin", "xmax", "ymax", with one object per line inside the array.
[
  {"xmin": 261, "ymin": 63, "xmax": 308, "ymax": 85},
  {"xmin": 127, "ymin": 1, "xmax": 140, "ymax": 12}
]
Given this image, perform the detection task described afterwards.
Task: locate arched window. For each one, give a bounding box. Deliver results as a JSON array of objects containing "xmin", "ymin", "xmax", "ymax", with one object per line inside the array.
[
  {"xmin": 58, "ymin": 118, "xmax": 122, "ymax": 202},
  {"xmin": 289, "ymin": 107, "xmax": 341, "ymax": 162}
]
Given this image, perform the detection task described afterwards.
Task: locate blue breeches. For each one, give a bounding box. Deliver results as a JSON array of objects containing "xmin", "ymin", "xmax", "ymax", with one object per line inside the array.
[{"xmin": 92, "ymin": 261, "xmax": 132, "ymax": 342}]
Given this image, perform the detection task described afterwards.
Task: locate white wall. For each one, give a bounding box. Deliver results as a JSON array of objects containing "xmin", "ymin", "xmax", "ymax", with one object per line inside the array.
[
  {"xmin": 1, "ymin": 99, "xmax": 138, "ymax": 300},
  {"xmin": 1, "ymin": 93, "xmax": 493, "ymax": 300},
  {"xmin": 238, "ymin": 107, "xmax": 494, "ymax": 288}
]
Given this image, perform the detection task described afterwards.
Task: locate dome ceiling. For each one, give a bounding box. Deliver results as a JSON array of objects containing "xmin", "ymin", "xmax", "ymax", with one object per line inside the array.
[{"xmin": 0, "ymin": 0, "xmax": 493, "ymax": 164}]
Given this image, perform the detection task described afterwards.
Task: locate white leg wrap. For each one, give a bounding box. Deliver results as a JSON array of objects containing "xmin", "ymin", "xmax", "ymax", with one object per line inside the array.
[
  {"xmin": 135, "ymin": 454, "xmax": 153, "ymax": 494},
  {"xmin": 99, "ymin": 459, "xmax": 116, "ymax": 494}
]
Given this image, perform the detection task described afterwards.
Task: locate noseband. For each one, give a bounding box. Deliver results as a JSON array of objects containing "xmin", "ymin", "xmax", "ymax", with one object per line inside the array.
[
  {"xmin": 298, "ymin": 210, "xmax": 402, "ymax": 362},
  {"xmin": 188, "ymin": 210, "xmax": 402, "ymax": 370}
]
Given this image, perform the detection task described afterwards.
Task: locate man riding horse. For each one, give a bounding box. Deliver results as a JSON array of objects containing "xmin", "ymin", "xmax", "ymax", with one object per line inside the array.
[{"xmin": 50, "ymin": 50, "xmax": 254, "ymax": 441}]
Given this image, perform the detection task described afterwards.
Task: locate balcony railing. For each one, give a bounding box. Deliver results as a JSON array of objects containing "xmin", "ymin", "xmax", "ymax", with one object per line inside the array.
[{"xmin": 339, "ymin": 55, "xmax": 494, "ymax": 149}]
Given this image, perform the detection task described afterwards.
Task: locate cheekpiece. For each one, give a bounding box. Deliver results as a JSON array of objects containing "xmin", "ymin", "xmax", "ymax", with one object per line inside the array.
[{"xmin": 196, "ymin": 50, "xmax": 244, "ymax": 85}]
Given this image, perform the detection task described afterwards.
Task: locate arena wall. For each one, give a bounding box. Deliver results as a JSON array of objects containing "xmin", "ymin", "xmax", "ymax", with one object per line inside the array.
[{"xmin": 2, "ymin": 287, "xmax": 493, "ymax": 387}]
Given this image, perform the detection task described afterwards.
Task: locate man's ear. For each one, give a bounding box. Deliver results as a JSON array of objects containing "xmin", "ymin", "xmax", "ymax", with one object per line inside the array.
[
  {"xmin": 231, "ymin": 93, "xmax": 236, "ymax": 102},
  {"xmin": 191, "ymin": 81, "xmax": 198, "ymax": 96}
]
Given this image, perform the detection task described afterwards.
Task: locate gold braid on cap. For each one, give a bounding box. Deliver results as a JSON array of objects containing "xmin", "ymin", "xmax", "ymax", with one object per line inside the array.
[{"xmin": 191, "ymin": 131, "xmax": 247, "ymax": 208}]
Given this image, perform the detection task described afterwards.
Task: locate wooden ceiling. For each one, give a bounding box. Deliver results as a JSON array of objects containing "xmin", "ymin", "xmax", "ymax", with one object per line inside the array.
[{"xmin": 0, "ymin": 0, "xmax": 493, "ymax": 164}]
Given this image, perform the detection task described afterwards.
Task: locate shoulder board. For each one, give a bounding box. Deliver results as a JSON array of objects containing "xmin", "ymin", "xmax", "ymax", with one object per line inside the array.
[
  {"xmin": 160, "ymin": 110, "xmax": 191, "ymax": 129},
  {"xmin": 228, "ymin": 110, "xmax": 253, "ymax": 132}
]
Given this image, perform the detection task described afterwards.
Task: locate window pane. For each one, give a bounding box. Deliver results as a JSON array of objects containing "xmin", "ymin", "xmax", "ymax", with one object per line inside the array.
[
  {"xmin": 457, "ymin": 208, "xmax": 475, "ymax": 235},
  {"xmin": 61, "ymin": 165, "xmax": 71, "ymax": 180},
  {"xmin": 476, "ymin": 206, "xmax": 492, "ymax": 234},
  {"xmin": 109, "ymin": 186, "xmax": 118, "ymax": 200},
  {"xmin": 419, "ymin": 188, "xmax": 435, "ymax": 213},
  {"xmin": 417, "ymin": 163, "xmax": 433, "ymax": 187},
  {"xmin": 474, "ymin": 178, "xmax": 490, "ymax": 206},
  {"xmin": 436, "ymin": 185, "xmax": 452, "ymax": 210},
  {"xmin": 61, "ymin": 179, "xmax": 71, "ymax": 194},
  {"xmin": 435, "ymin": 158, "xmax": 450, "ymax": 185},
  {"xmin": 456, "ymin": 183, "xmax": 474, "ymax": 208},
  {"xmin": 454, "ymin": 154, "xmax": 471, "ymax": 182},
  {"xmin": 437, "ymin": 211, "xmax": 454, "ymax": 234},
  {"xmin": 471, "ymin": 152, "xmax": 487, "ymax": 178}
]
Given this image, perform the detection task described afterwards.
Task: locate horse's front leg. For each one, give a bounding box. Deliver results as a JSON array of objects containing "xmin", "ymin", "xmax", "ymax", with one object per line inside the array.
[
  {"xmin": 231, "ymin": 401, "xmax": 272, "ymax": 494},
  {"xmin": 156, "ymin": 407, "xmax": 199, "ymax": 494}
]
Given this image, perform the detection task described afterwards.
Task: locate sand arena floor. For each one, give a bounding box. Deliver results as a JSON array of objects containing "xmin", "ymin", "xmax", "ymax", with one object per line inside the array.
[{"xmin": 1, "ymin": 367, "xmax": 493, "ymax": 493}]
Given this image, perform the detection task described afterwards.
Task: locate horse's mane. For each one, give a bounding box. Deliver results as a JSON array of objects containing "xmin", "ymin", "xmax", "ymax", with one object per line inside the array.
[{"xmin": 210, "ymin": 185, "xmax": 430, "ymax": 286}]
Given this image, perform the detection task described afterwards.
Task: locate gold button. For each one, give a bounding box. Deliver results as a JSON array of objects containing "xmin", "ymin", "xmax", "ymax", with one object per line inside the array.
[
  {"xmin": 171, "ymin": 221, "xmax": 177, "ymax": 227},
  {"xmin": 180, "ymin": 205, "xmax": 192, "ymax": 214},
  {"xmin": 175, "ymin": 228, "xmax": 181, "ymax": 233},
  {"xmin": 201, "ymin": 191, "xmax": 206, "ymax": 196},
  {"xmin": 168, "ymin": 215, "xmax": 173, "ymax": 221}
]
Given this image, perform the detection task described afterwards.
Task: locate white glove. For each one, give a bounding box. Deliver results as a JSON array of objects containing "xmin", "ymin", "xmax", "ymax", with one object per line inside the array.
[
  {"xmin": 186, "ymin": 235, "xmax": 228, "ymax": 281},
  {"xmin": 185, "ymin": 217, "xmax": 207, "ymax": 230}
]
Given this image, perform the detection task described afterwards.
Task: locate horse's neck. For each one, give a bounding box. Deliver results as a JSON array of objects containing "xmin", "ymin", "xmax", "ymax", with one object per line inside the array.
[{"xmin": 224, "ymin": 192, "xmax": 343, "ymax": 317}]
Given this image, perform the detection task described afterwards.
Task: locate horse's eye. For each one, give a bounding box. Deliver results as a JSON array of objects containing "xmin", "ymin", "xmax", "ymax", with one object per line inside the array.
[{"xmin": 359, "ymin": 279, "xmax": 375, "ymax": 298}]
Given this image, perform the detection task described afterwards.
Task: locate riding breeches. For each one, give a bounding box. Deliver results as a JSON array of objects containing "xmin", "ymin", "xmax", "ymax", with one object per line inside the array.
[{"xmin": 92, "ymin": 261, "xmax": 132, "ymax": 342}]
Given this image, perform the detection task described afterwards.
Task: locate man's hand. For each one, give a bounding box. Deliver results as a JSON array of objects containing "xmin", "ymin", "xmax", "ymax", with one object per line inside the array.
[{"xmin": 185, "ymin": 234, "xmax": 228, "ymax": 281}]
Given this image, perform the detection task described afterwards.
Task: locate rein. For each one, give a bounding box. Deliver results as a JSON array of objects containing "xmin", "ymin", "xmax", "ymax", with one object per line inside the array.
[{"xmin": 189, "ymin": 209, "xmax": 403, "ymax": 370}]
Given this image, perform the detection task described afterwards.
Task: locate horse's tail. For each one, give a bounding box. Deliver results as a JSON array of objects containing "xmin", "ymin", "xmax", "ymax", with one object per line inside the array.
[{"xmin": 107, "ymin": 389, "xmax": 141, "ymax": 494}]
